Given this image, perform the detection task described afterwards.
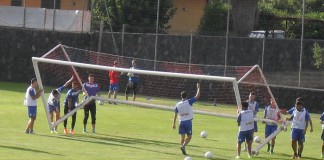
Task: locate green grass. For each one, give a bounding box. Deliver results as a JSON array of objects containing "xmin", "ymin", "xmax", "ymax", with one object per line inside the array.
[{"xmin": 0, "ymin": 81, "xmax": 322, "ymax": 160}]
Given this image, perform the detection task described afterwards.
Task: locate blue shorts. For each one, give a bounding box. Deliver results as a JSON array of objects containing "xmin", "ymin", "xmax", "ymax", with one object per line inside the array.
[
  {"xmin": 291, "ymin": 128, "xmax": 305, "ymax": 142},
  {"xmin": 48, "ymin": 105, "xmax": 59, "ymax": 113},
  {"xmin": 253, "ymin": 121, "xmax": 258, "ymax": 132},
  {"xmin": 238, "ymin": 129, "xmax": 254, "ymax": 144},
  {"xmin": 179, "ymin": 120, "xmax": 192, "ymax": 135},
  {"xmin": 28, "ymin": 106, "xmax": 37, "ymax": 118},
  {"xmin": 109, "ymin": 84, "xmax": 119, "ymax": 92},
  {"xmin": 265, "ymin": 125, "xmax": 278, "ymax": 138}
]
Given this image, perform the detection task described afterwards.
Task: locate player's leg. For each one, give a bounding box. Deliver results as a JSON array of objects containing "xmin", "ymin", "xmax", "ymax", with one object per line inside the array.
[
  {"xmin": 90, "ymin": 103, "xmax": 97, "ymax": 133},
  {"xmin": 28, "ymin": 106, "xmax": 37, "ymax": 133},
  {"xmin": 246, "ymin": 130, "xmax": 253, "ymax": 157},
  {"xmin": 182, "ymin": 120, "xmax": 192, "ymax": 147},
  {"xmin": 125, "ymin": 83, "xmax": 131, "ymax": 101},
  {"xmin": 265, "ymin": 125, "xmax": 271, "ymax": 152},
  {"xmin": 291, "ymin": 129, "xmax": 298, "ymax": 158},
  {"xmin": 83, "ymin": 103, "xmax": 91, "ymax": 132},
  {"xmin": 270, "ymin": 125, "xmax": 278, "ymax": 153},
  {"xmin": 113, "ymin": 84, "xmax": 119, "ymax": 103},
  {"xmin": 297, "ymin": 129, "xmax": 305, "ymax": 158},
  {"xmin": 54, "ymin": 107, "xmax": 60, "ymax": 132},
  {"xmin": 63, "ymin": 106, "xmax": 68, "ymax": 134},
  {"xmin": 70, "ymin": 111, "xmax": 77, "ymax": 134},
  {"xmin": 321, "ymin": 130, "xmax": 324, "ymax": 158},
  {"xmin": 132, "ymin": 82, "xmax": 138, "ymax": 101},
  {"xmin": 236, "ymin": 131, "xmax": 245, "ymax": 158},
  {"xmin": 108, "ymin": 84, "xmax": 113, "ymax": 104},
  {"xmin": 178, "ymin": 121, "xmax": 187, "ymax": 155}
]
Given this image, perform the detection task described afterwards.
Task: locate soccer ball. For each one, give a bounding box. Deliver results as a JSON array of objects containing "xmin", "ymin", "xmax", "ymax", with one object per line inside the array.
[
  {"xmin": 127, "ymin": 72, "xmax": 134, "ymax": 77},
  {"xmin": 253, "ymin": 136, "xmax": 261, "ymax": 143},
  {"xmin": 98, "ymin": 100, "xmax": 104, "ymax": 105},
  {"xmin": 200, "ymin": 131, "xmax": 208, "ymax": 138},
  {"xmin": 184, "ymin": 156, "xmax": 192, "ymax": 160},
  {"xmin": 204, "ymin": 151, "xmax": 213, "ymax": 159}
]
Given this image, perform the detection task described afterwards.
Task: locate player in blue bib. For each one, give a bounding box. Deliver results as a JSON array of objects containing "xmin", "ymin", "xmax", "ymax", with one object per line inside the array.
[
  {"xmin": 172, "ymin": 82, "xmax": 200, "ymax": 155},
  {"xmin": 63, "ymin": 81, "xmax": 80, "ymax": 134},
  {"xmin": 286, "ymin": 100, "xmax": 310, "ymax": 159}
]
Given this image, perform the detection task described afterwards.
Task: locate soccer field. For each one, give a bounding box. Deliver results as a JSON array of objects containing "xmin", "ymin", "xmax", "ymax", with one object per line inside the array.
[{"xmin": 0, "ymin": 81, "xmax": 322, "ymax": 160}]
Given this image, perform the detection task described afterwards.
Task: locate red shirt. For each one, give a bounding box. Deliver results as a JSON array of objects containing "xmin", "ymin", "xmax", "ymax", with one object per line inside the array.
[{"xmin": 109, "ymin": 70, "xmax": 119, "ymax": 84}]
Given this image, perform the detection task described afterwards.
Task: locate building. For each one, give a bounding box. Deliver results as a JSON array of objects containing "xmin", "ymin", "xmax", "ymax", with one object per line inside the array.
[
  {"xmin": 168, "ymin": 0, "xmax": 207, "ymax": 34},
  {"xmin": 0, "ymin": 0, "xmax": 90, "ymax": 10}
]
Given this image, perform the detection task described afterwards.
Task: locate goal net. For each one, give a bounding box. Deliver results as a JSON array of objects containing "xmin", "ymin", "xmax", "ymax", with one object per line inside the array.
[{"xmin": 32, "ymin": 44, "xmax": 278, "ymax": 131}]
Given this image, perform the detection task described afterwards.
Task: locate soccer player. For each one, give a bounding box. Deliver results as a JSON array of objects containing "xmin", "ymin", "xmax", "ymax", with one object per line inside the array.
[
  {"xmin": 63, "ymin": 81, "xmax": 80, "ymax": 134},
  {"xmin": 263, "ymin": 98, "xmax": 281, "ymax": 154},
  {"xmin": 108, "ymin": 60, "xmax": 119, "ymax": 104},
  {"xmin": 47, "ymin": 76, "xmax": 74, "ymax": 133},
  {"xmin": 236, "ymin": 101, "xmax": 254, "ymax": 159},
  {"xmin": 23, "ymin": 78, "xmax": 43, "ymax": 134},
  {"xmin": 83, "ymin": 73, "xmax": 101, "ymax": 133},
  {"xmin": 320, "ymin": 112, "xmax": 324, "ymax": 158},
  {"xmin": 243, "ymin": 92, "xmax": 259, "ymax": 151},
  {"xmin": 286, "ymin": 100, "xmax": 310, "ymax": 159},
  {"xmin": 172, "ymin": 82, "xmax": 200, "ymax": 155},
  {"xmin": 125, "ymin": 60, "xmax": 139, "ymax": 101},
  {"xmin": 282, "ymin": 97, "xmax": 313, "ymax": 133}
]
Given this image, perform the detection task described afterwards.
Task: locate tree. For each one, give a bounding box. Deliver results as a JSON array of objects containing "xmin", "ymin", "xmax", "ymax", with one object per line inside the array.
[
  {"xmin": 230, "ymin": 0, "xmax": 258, "ymax": 36},
  {"xmin": 92, "ymin": 0, "xmax": 176, "ymax": 33},
  {"xmin": 198, "ymin": 0, "xmax": 228, "ymax": 36}
]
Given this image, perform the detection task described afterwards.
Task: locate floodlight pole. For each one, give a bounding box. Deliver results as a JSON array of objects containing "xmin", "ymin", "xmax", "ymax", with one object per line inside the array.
[
  {"xmin": 298, "ymin": 0, "xmax": 305, "ymax": 87},
  {"xmin": 154, "ymin": 0, "xmax": 160, "ymax": 71},
  {"xmin": 224, "ymin": 0, "xmax": 231, "ymax": 76}
]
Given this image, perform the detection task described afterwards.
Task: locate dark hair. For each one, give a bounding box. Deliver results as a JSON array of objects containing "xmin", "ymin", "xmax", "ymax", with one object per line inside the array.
[
  {"xmin": 31, "ymin": 78, "xmax": 37, "ymax": 84},
  {"xmin": 181, "ymin": 91, "xmax": 187, "ymax": 99},
  {"xmin": 52, "ymin": 89, "xmax": 59, "ymax": 95},
  {"xmin": 88, "ymin": 73, "xmax": 94, "ymax": 77},
  {"xmin": 242, "ymin": 102, "xmax": 249, "ymax": 109},
  {"xmin": 296, "ymin": 97, "xmax": 303, "ymax": 102},
  {"xmin": 296, "ymin": 101, "xmax": 303, "ymax": 106},
  {"xmin": 72, "ymin": 81, "xmax": 79, "ymax": 85}
]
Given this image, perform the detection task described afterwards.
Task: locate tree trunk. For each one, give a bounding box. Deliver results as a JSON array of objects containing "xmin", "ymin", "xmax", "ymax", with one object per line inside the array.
[{"xmin": 231, "ymin": 0, "xmax": 258, "ymax": 37}]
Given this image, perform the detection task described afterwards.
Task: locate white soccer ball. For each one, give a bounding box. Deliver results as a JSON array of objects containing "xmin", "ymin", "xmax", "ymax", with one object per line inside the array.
[
  {"xmin": 184, "ymin": 156, "xmax": 192, "ymax": 160},
  {"xmin": 200, "ymin": 131, "xmax": 208, "ymax": 138},
  {"xmin": 204, "ymin": 151, "xmax": 213, "ymax": 159},
  {"xmin": 127, "ymin": 72, "xmax": 134, "ymax": 77},
  {"xmin": 253, "ymin": 136, "xmax": 261, "ymax": 143},
  {"xmin": 98, "ymin": 100, "xmax": 104, "ymax": 105}
]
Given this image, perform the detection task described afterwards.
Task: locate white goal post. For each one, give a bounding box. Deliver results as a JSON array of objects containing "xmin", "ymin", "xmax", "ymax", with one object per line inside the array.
[{"xmin": 32, "ymin": 56, "xmax": 279, "ymax": 130}]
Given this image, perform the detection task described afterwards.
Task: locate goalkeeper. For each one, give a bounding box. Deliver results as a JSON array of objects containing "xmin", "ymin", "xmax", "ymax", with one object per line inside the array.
[
  {"xmin": 125, "ymin": 60, "xmax": 140, "ymax": 101},
  {"xmin": 172, "ymin": 82, "xmax": 200, "ymax": 155},
  {"xmin": 82, "ymin": 73, "xmax": 101, "ymax": 134}
]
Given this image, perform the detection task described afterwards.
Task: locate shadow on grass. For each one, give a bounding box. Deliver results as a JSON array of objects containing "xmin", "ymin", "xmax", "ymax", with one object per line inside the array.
[{"xmin": 0, "ymin": 144, "xmax": 63, "ymax": 156}]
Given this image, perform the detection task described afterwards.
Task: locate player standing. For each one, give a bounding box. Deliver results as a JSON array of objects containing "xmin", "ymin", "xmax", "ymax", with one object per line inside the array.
[
  {"xmin": 108, "ymin": 60, "xmax": 119, "ymax": 104},
  {"xmin": 23, "ymin": 78, "xmax": 43, "ymax": 134},
  {"xmin": 83, "ymin": 73, "xmax": 101, "ymax": 133},
  {"xmin": 172, "ymin": 82, "xmax": 200, "ymax": 155},
  {"xmin": 63, "ymin": 81, "xmax": 80, "ymax": 134},
  {"xmin": 243, "ymin": 92, "xmax": 259, "ymax": 151},
  {"xmin": 263, "ymin": 98, "xmax": 281, "ymax": 154},
  {"xmin": 125, "ymin": 60, "xmax": 139, "ymax": 101},
  {"xmin": 286, "ymin": 100, "xmax": 310, "ymax": 159},
  {"xmin": 236, "ymin": 101, "xmax": 254, "ymax": 159},
  {"xmin": 47, "ymin": 76, "xmax": 73, "ymax": 133},
  {"xmin": 320, "ymin": 112, "xmax": 324, "ymax": 158}
]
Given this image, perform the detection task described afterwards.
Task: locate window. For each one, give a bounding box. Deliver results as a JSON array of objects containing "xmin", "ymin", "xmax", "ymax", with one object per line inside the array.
[
  {"xmin": 11, "ymin": 0, "xmax": 22, "ymax": 6},
  {"xmin": 41, "ymin": 0, "xmax": 61, "ymax": 9}
]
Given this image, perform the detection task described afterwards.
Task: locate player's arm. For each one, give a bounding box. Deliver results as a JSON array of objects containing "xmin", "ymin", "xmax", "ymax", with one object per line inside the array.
[
  {"xmin": 304, "ymin": 112, "xmax": 310, "ymax": 134},
  {"xmin": 309, "ymin": 119, "xmax": 313, "ymax": 132},
  {"xmin": 63, "ymin": 76, "xmax": 74, "ymax": 88},
  {"xmin": 237, "ymin": 114, "xmax": 241, "ymax": 126},
  {"xmin": 194, "ymin": 83, "xmax": 200, "ymax": 100},
  {"xmin": 172, "ymin": 112, "xmax": 177, "ymax": 130},
  {"xmin": 31, "ymin": 88, "xmax": 43, "ymax": 100}
]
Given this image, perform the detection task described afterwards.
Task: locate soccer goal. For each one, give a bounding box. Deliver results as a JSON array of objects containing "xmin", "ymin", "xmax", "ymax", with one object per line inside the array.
[{"xmin": 32, "ymin": 44, "xmax": 279, "ymax": 131}]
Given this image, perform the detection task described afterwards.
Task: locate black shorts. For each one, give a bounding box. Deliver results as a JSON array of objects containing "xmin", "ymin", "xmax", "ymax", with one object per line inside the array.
[
  {"xmin": 125, "ymin": 81, "xmax": 138, "ymax": 95},
  {"xmin": 321, "ymin": 130, "xmax": 324, "ymax": 140}
]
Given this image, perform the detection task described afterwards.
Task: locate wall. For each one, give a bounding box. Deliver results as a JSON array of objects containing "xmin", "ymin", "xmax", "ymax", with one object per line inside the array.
[
  {"xmin": 1, "ymin": 27, "xmax": 324, "ymax": 113},
  {"xmin": 0, "ymin": 0, "xmax": 11, "ymax": 5},
  {"xmin": 0, "ymin": 0, "xmax": 89, "ymax": 10}
]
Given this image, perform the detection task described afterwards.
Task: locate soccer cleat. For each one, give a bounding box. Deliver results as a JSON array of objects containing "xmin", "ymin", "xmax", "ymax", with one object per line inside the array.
[
  {"xmin": 29, "ymin": 130, "xmax": 35, "ymax": 134},
  {"xmin": 83, "ymin": 129, "xmax": 87, "ymax": 133},
  {"xmin": 270, "ymin": 150, "xmax": 273, "ymax": 154},
  {"xmin": 51, "ymin": 129, "xmax": 54, "ymax": 134},
  {"xmin": 63, "ymin": 128, "xmax": 68, "ymax": 134},
  {"xmin": 92, "ymin": 129, "xmax": 96, "ymax": 134},
  {"xmin": 180, "ymin": 146, "xmax": 187, "ymax": 155},
  {"xmin": 53, "ymin": 129, "xmax": 58, "ymax": 133},
  {"xmin": 70, "ymin": 130, "xmax": 75, "ymax": 135},
  {"xmin": 235, "ymin": 156, "xmax": 241, "ymax": 159},
  {"xmin": 291, "ymin": 153, "xmax": 298, "ymax": 159},
  {"xmin": 24, "ymin": 129, "xmax": 29, "ymax": 134}
]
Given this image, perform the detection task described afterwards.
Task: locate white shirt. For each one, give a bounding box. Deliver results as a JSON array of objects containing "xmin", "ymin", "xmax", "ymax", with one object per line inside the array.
[
  {"xmin": 238, "ymin": 110, "xmax": 254, "ymax": 131},
  {"xmin": 265, "ymin": 106, "xmax": 280, "ymax": 125},
  {"xmin": 175, "ymin": 99, "xmax": 194, "ymax": 121},
  {"xmin": 291, "ymin": 109, "xmax": 307, "ymax": 129},
  {"xmin": 248, "ymin": 101, "xmax": 258, "ymax": 118},
  {"xmin": 24, "ymin": 86, "xmax": 37, "ymax": 106}
]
